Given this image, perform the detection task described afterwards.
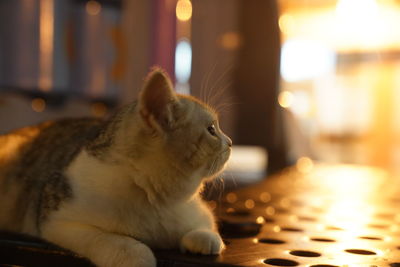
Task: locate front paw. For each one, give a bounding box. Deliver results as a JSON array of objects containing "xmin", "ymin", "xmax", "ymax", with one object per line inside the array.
[
  {"xmin": 180, "ymin": 229, "xmax": 225, "ymax": 255},
  {"xmin": 102, "ymin": 240, "xmax": 156, "ymax": 267},
  {"xmin": 123, "ymin": 242, "xmax": 156, "ymax": 267}
]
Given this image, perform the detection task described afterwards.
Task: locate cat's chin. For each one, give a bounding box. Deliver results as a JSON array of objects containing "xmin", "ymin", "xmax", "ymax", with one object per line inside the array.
[
  {"xmin": 203, "ymin": 172, "xmax": 221, "ymax": 182},
  {"xmin": 204, "ymin": 150, "xmax": 231, "ymax": 181},
  {"xmin": 202, "ymin": 163, "xmax": 228, "ymax": 182}
]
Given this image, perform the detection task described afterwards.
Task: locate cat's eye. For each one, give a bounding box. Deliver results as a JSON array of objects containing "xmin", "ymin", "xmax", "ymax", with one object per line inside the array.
[{"xmin": 207, "ymin": 125, "xmax": 217, "ymax": 136}]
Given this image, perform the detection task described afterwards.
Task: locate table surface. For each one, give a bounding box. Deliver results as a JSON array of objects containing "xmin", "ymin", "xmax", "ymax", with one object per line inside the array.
[{"xmin": 2, "ymin": 163, "xmax": 400, "ymax": 267}]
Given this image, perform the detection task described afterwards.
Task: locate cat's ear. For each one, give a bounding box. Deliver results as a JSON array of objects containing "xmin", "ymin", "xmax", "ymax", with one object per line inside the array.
[{"xmin": 139, "ymin": 68, "xmax": 178, "ymax": 132}]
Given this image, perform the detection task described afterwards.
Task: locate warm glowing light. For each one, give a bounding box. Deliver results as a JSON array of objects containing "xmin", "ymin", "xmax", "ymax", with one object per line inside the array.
[
  {"xmin": 278, "ymin": 1, "xmax": 400, "ymax": 170},
  {"xmin": 31, "ymin": 98, "xmax": 46, "ymax": 113},
  {"xmin": 226, "ymin": 207, "xmax": 235, "ymax": 213},
  {"xmin": 244, "ymin": 199, "xmax": 255, "ymax": 209},
  {"xmin": 0, "ymin": 135, "xmax": 37, "ymax": 162},
  {"xmin": 86, "ymin": 0, "xmax": 101, "ymax": 16},
  {"xmin": 278, "ymin": 91, "xmax": 293, "ymax": 108},
  {"xmin": 280, "ymin": 198, "xmax": 290, "ymax": 208},
  {"xmin": 265, "ymin": 206, "xmax": 275, "ymax": 216},
  {"xmin": 226, "ymin": 192, "xmax": 238, "ymax": 203},
  {"xmin": 289, "ymin": 215, "xmax": 298, "ymax": 222},
  {"xmin": 311, "ymin": 165, "xmax": 388, "ymax": 234},
  {"xmin": 279, "ymin": 90, "xmax": 311, "ymax": 117},
  {"xmin": 39, "ymin": 0, "xmax": 54, "ymax": 92},
  {"xmin": 281, "ymin": 39, "xmax": 336, "ymax": 82},
  {"xmin": 256, "ymin": 216, "xmax": 265, "ymax": 224},
  {"xmin": 207, "ymin": 200, "xmax": 217, "ymax": 210},
  {"xmin": 219, "ymin": 32, "xmax": 241, "ymax": 51},
  {"xmin": 91, "ymin": 102, "xmax": 108, "ymax": 117},
  {"xmin": 291, "ymin": 91, "xmax": 311, "ymax": 118},
  {"xmin": 324, "ymin": 200, "xmax": 372, "ymax": 233},
  {"xmin": 176, "ymin": 0, "xmax": 192, "ymax": 22},
  {"xmin": 296, "ymin": 157, "xmax": 314, "ymax": 174},
  {"xmin": 315, "ymin": 224, "xmax": 325, "ymax": 231},
  {"xmin": 259, "ymin": 192, "xmax": 271, "ymax": 203},
  {"xmin": 335, "ymin": 0, "xmax": 383, "ymax": 50},
  {"xmin": 273, "ymin": 226, "xmax": 281, "ymax": 232},
  {"xmin": 280, "ymin": 0, "xmax": 400, "ymax": 52},
  {"xmin": 279, "ymin": 13, "xmax": 295, "ymax": 35},
  {"xmin": 336, "ymin": 0, "xmax": 378, "ymax": 17},
  {"xmin": 390, "ymin": 225, "xmax": 399, "ymax": 232}
]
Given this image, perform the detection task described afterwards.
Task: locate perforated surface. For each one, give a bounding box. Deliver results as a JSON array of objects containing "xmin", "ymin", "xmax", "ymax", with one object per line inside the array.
[
  {"xmin": 2, "ymin": 164, "xmax": 400, "ymax": 267},
  {"xmin": 204, "ymin": 164, "xmax": 400, "ymax": 267}
]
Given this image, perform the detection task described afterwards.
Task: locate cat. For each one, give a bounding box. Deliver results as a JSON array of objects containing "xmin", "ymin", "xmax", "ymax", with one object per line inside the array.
[{"xmin": 0, "ymin": 68, "xmax": 232, "ymax": 267}]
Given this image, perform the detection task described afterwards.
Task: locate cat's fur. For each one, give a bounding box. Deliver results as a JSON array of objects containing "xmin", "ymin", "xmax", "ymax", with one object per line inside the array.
[{"xmin": 0, "ymin": 69, "xmax": 232, "ymax": 267}]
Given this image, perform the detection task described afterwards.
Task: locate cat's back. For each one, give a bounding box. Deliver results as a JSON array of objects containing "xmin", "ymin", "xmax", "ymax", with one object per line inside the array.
[
  {"xmin": 0, "ymin": 118, "xmax": 103, "ymax": 170},
  {"xmin": 0, "ymin": 118, "xmax": 104, "ymax": 233}
]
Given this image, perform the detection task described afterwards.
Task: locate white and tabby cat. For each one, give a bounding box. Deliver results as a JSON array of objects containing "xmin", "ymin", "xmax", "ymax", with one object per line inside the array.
[{"xmin": 0, "ymin": 68, "xmax": 232, "ymax": 267}]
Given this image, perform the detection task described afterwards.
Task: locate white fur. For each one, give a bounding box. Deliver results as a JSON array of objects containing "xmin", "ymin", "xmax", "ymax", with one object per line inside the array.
[{"xmin": 41, "ymin": 150, "xmax": 224, "ymax": 267}]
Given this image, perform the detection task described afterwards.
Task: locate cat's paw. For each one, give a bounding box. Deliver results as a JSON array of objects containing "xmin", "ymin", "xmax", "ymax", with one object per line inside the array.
[
  {"xmin": 127, "ymin": 243, "xmax": 156, "ymax": 267},
  {"xmin": 180, "ymin": 229, "xmax": 225, "ymax": 255},
  {"xmin": 106, "ymin": 241, "xmax": 156, "ymax": 267}
]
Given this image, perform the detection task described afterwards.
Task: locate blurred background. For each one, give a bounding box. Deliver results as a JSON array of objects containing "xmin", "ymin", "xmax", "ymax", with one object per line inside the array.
[{"xmin": 1, "ymin": 0, "xmax": 400, "ymax": 183}]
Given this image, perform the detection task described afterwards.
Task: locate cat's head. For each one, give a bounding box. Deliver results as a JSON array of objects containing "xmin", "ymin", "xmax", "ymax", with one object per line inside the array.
[{"xmin": 130, "ymin": 68, "xmax": 232, "ymax": 181}]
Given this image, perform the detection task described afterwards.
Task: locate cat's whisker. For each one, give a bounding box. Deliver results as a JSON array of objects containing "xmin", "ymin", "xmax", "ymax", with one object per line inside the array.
[
  {"xmin": 214, "ymin": 100, "xmax": 239, "ymax": 116},
  {"xmin": 209, "ymin": 82, "xmax": 233, "ymax": 111},
  {"xmin": 204, "ymin": 62, "xmax": 223, "ymax": 105},
  {"xmin": 212, "ymin": 88, "xmax": 237, "ymax": 115},
  {"xmin": 199, "ymin": 70, "xmax": 208, "ymax": 101},
  {"xmin": 217, "ymin": 176, "xmax": 225, "ymax": 201},
  {"xmin": 208, "ymin": 72, "xmax": 232, "ymax": 99},
  {"xmin": 210, "ymin": 175, "xmax": 225, "ymax": 201},
  {"xmin": 228, "ymin": 171, "xmax": 238, "ymax": 189},
  {"xmin": 207, "ymin": 65, "xmax": 234, "ymax": 108},
  {"xmin": 206, "ymin": 179, "xmax": 218, "ymax": 200},
  {"xmin": 201, "ymin": 62, "xmax": 218, "ymax": 104}
]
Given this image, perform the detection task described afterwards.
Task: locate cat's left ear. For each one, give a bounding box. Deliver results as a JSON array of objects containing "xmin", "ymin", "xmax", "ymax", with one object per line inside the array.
[{"xmin": 139, "ymin": 68, "xmax": 179, "ymax": 132}]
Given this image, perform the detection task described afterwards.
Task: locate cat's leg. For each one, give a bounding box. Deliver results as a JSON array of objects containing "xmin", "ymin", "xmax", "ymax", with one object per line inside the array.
[
  {"xmin": 41, "ymin": 220, "xmax": 156, "ymax": 267},
  {"xmin": 180, "ymin": 229, "xmax": 225, "ymax": 255}
]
